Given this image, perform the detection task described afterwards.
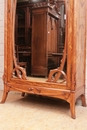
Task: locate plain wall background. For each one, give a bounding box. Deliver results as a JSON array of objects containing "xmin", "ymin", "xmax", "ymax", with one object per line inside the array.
[{"xmin": 0, "ymin": 1, "xmax": 4, "ymax": 90}]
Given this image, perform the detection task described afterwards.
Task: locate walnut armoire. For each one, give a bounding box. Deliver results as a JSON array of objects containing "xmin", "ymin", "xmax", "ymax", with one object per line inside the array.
[{"xmin": 1, "ymin": 0, "xmax": 87, "ymax": 119}]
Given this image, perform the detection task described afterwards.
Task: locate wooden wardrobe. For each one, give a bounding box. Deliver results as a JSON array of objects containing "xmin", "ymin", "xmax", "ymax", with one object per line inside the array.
[
  {"xmin": 31, "ymin": 4, "xmax": 59, "ymax": 77},
  {"xmin": 1, "ymin": 0, "xmax": 87, "ymax": 119}
]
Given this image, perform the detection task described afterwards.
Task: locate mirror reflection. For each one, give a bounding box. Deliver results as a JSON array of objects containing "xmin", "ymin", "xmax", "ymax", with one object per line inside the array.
[{"xmin": 14, "ymin": 0, "xmax": 66, "ymax": 83}]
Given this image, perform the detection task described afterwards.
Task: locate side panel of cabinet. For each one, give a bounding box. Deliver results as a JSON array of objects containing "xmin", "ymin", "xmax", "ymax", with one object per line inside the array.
[
  {"xmin": 75, "ymin": 1, "xmax": 86, "ymax": 89},
  {"xmin": 31, "ymin": 11, "xmax": 47, "ymax": 76}
]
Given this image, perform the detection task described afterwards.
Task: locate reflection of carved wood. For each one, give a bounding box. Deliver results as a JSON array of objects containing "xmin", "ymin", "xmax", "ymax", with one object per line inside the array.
[
  {"xmin": 12, "ymin": 0, "xmax": 27, "ymax": 80},
  {"xmin": 31, "ymin": 4, "xmax": 59, "ymax": 76},
  {"xmin": 47, "ymin": 41, "xmax": 67, "ymax": 82},
  {"xmin": 47, "ymin": 1, "xmax": 67, "ymax": 82},
  {"xmin": 13, "ymin": 55, "xmax": 26, "ymax": 79}
]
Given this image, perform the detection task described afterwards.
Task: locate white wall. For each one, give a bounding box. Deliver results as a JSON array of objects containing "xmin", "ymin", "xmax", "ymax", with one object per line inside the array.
[
  {"xmin": 0, "ymin": 1, "xmax": 4, "ymax": 90},
  {"xmin": 85, "ymin": 53, "xmax": 87, "ymax": 104},
  {"xmin": 85, "ymin": 6, "xmax": 87, "ymax": 104}
]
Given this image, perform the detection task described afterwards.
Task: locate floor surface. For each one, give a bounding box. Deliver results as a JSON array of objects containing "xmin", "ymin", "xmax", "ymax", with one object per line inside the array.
[{"xmin": 0, "ymin": 90, "xmax": 87, "ymax": 130}]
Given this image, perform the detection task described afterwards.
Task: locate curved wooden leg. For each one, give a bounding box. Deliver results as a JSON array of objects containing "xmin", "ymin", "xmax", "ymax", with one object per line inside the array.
[
  {"xmin": 0, "ymin": 85, "xmax": 9, "ymax": 103},
  {"xmin": 70, "ymin": 93, "xmax": 76, "ymax": 119},
  {"xmin": 81, "ymin": 94, "xmax": 86, "ymax": 107}
]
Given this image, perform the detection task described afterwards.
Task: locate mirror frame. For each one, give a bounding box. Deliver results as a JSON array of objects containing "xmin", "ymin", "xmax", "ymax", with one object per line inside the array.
[{"xmin": 4, "ymin": 0, "xmax": 70, "ymax": 84}]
